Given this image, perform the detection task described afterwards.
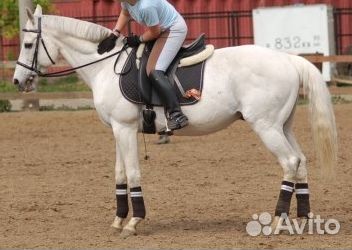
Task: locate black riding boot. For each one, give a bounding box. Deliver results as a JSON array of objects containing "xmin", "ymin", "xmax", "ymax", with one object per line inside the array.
[{"xmin": 149, "ymin": 70, "xmax": 188, "ymax": 130}]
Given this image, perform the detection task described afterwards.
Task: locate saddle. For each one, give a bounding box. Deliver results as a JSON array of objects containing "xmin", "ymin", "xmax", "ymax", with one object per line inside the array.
[{"xmin": 119, "ymin": 34, "xmax": 214, "ymax": 133}]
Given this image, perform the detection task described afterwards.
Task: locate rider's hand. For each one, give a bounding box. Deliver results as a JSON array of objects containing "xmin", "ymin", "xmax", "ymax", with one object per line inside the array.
[
  {"xmin": 126, "ymin": 35, "xmax": 141, "ymax": 47},
  {"xmin": 97, "ymin": 33, "xmax": 118, "ymax": 54}
]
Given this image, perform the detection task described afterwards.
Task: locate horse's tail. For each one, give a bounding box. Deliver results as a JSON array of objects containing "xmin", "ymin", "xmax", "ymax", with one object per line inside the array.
[{"xmin": 292, "ymin": 55, "xmax": 337, "ymax": 180}]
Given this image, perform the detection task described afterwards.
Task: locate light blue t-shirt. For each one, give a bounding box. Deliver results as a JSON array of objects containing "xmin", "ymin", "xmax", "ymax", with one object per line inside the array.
[{"xmin": 121, "ymin": 0, "xmax": 180, "ymax": 30}]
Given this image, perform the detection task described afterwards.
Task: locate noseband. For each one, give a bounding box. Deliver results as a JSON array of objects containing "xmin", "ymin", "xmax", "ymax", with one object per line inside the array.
[{"xmin": 16, "ymin": 17, "xmax": 129, "ymax": 78}]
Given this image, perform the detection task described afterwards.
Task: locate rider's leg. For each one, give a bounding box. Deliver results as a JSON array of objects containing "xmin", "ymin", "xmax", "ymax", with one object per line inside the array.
[
  {"xmin": 156, "ymin": 134, "xmax": 170, "ymax": 144},
  {"xmin": 149, "ymin": 70, "xmax": 188, "ymax": 130},
  {"xmin": 146, "ymin": 16, "xmax": 188, "ymax": 130}
]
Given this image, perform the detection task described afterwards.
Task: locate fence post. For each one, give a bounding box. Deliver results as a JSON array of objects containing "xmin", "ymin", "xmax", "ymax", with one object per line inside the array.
[
  {"xmin": 19, "ymin": 0, "xmax": 34, "ymax": 43},
  {"xmin": 0, "ymin": 32, "xmax": 4, "ymax": 80}
]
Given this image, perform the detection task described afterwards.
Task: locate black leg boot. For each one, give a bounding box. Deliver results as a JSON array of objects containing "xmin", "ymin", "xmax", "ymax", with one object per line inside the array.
[{"xmin": 149, "ymin": 70, "xmax": 188, "ymax": 130}]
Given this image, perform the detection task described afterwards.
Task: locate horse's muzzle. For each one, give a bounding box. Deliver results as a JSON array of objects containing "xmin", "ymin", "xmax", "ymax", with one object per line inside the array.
[{"xmin": 14, "ymin": 76, "xmax": 36, "ymax": 92}]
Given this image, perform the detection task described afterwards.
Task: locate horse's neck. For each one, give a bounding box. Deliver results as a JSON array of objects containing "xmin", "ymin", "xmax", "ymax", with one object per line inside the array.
[
  {"xmin": 43, "ymin": 17, "xmax": 126, "ymax": 90},
  {"xmin": 51, "ymin": 35, "xmax": 103, "ymax": 87},
  {"xmin": 52, "ymin": 35, "xmax": 129, "ymax": 93}
]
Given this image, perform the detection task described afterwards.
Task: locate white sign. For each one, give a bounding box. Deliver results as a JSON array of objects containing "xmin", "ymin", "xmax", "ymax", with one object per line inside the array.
[{"xmin": 253, "ymin": 4, "xmax": 335, "ymax": 81}]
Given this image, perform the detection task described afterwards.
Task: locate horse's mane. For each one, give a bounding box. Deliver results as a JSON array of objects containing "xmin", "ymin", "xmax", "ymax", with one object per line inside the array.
[{"xmin": 43, "ymin": 15, "xmax": 111, "ymax": 42}]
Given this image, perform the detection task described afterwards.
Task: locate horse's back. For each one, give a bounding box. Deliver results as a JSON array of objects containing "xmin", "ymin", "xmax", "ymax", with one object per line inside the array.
[
  {"xmin": 214, "ymin": 45, "xmax": 299, "ymax": 82},
  {"xmin": 204, "ymin": 45, "xmax": 301, "ymax": 124}
]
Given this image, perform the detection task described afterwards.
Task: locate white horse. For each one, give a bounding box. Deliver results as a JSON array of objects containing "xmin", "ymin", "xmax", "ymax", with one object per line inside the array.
[{"xmin": 13, "ymin": 6, "xmax": 337, "ymax": 237}]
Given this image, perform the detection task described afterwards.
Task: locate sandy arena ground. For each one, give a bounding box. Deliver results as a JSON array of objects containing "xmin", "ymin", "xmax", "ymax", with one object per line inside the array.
[{"xmin": 0, "ymin": 103, "xmax": 351, "ymax": 249}]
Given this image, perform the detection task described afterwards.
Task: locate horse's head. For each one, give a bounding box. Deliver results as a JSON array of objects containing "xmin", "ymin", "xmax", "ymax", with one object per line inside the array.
[{"xmin": 13, "ymin": 5, "xmax": 59, "ymax": 92}]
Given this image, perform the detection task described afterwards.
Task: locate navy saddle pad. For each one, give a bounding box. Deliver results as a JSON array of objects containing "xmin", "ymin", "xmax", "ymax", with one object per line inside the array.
[{"xmin": 119, "ymin": 40, "xmax": 206, "ymax": 106}]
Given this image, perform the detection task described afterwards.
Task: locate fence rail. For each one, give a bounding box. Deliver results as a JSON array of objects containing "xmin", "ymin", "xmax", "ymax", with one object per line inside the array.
[
  {"xmin": 0, "ymin": 91, "xmax": 92, "ymax": 100},
  {"xmin": 301, "ymin": 55, "xmax": 352, "ymax": 63}
]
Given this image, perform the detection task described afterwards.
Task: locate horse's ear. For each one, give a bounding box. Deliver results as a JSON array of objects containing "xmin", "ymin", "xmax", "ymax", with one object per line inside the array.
[
  {"xmin": 34, "ymin": 5, "xmax": 43, "ymax": 16},
  {"xmin": 26, "ymin": 8, "xmax": 35, "ymax": 24}
]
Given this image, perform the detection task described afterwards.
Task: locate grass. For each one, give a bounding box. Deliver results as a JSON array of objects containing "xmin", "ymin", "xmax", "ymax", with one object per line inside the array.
[
  {"xmin": 37, "ymin": 75, "xmax": 90, "ymax": 92},
  {"xmin": 331, "ymin": 95, "xmax": 352, "ymax": 104},
  {"xmin": 0, "ymin": 100, "xmax": 11, "ymax": 112},
  {"xmin": 0, "ymin": 75, "xmax": 91, "ymax": 93},
  {"xmin": 297, "ymin": 95, "xmax": 352, "ymax": 105},
  {"xmin": 0, "ymin": 81, "xmax": 18, "ymax": 92},
  {"xmin": 39, "ymin": 105, "xmax": 93, "ymax": 111},
  {"xmin": 297, "ymin": 98, "xmax": 309, "ymax": 105}
]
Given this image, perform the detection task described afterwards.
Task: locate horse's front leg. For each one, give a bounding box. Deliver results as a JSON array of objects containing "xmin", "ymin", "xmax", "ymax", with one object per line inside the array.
[
  {"xmin": 111, "ymin": 140, "xmax": 128, "ymax": 230},
  {"xmin": 111, "ymin": 121, "xmax": 145, "ymax": 238}
]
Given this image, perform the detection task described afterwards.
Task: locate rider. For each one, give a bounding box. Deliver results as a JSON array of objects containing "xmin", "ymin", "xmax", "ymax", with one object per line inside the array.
[{"xmin": 97, "ymin": 0, "xmax": 188, "ymax": 131}]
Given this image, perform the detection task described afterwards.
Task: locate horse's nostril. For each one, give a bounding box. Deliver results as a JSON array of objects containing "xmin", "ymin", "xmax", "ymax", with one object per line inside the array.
[{"xmin": 13, "ymin": 79, "xmax": 19, "ymax": 85}]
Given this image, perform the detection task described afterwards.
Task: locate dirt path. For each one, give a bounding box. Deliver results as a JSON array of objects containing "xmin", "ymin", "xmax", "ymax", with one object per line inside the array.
[{"xmin": 0, "ymin": 104, "xmax": 351, "ymax": 248}]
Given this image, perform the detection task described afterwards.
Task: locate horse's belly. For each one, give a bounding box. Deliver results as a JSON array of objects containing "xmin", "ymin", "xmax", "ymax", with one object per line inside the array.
[
  {"xmin": 174, "ymin": 113, "xmax": 242, "ymax": 136},
  {"xmin": 174, "ymin": 99, "xmax": 242, "ymax": 136}
]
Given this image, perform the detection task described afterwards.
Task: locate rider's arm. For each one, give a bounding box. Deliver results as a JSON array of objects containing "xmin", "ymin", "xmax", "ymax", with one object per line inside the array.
[
  {"xmin": 138, "ymin": 6, "xmax": 161, "ymax": 42},
  {"xmin": 140, "ymin": 25, "xmax": 161, "ymax": 42},
  {"xmin": 113, "ymin": 9, "xmax": 130, "ymax": 35}
]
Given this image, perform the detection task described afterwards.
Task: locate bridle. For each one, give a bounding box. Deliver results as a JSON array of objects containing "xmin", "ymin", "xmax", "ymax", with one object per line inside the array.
[
  {"xmin": 16, "ymin": 17, "xmax": 56, "ymax": 76},
  {"xmin": 16, "ymin": 17, "xmax": 129, "ymax": 78}
]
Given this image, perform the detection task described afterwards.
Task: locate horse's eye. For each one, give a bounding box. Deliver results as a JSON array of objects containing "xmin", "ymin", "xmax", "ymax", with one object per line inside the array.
[{"xmin": 24, "ymin": 43, "xmax": 33, "ymax": 49}]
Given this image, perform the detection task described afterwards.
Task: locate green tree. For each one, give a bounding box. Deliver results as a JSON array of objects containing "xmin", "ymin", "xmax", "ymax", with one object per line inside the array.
[
  {"xmin": 0, "ymin": 0, "xmax": 52, "ymax": 38},
  {"xmin": 0, "ymin": 0, "xmax": 19, "ymax": 38}
]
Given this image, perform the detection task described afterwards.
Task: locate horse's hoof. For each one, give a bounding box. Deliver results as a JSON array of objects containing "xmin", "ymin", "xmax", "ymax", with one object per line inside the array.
[
  {"xmin": 271, "ymin": 216, "xmax": 281, "ymax": 234},
  {"xmin": 120, "ymin": 228, "xmax": 136, "ymax": 239},
  {"xmin": 111, "ymin": 222, "xmax": 123, "ymax": 231},
  {"xmin": 111, "ymin": 217, "xmax": 124, "ymax": 230}
]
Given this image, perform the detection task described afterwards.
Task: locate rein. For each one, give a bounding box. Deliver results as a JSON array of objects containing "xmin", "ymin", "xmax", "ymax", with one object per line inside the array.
[{"xmin": 17, "ymin": 17, "xmax": 130, "ymax": 78}]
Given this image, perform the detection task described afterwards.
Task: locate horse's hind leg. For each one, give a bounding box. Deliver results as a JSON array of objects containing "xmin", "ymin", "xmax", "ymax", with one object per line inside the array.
[
  {"xmin": 251, "ymin": 123, "xmax": 300, "ymax": 222},
  {"xmin": 284, "ymin": 112, "xmax": 311, "ymax": 218}
]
